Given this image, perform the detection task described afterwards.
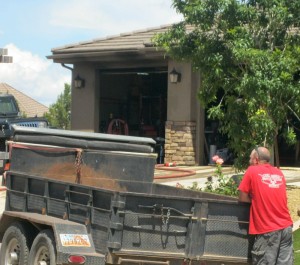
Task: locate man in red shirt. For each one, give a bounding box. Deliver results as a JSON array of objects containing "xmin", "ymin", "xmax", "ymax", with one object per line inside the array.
[{"xmin": 238, "ymin": 146, "xmax": 293, "ymax": 264}]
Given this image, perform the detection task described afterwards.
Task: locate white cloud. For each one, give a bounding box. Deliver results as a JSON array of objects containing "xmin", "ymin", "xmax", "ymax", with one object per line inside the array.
[
  {"xmin": 0, "ymin": 44, "xmax": 70, "ymax": 107},
  {"xmin": 49, "ymin": 0, "xmax": 182, "ymax": 35},
  {"xmin": 0, "ymin": 1, "xmax": 183, "ymax": 108}
]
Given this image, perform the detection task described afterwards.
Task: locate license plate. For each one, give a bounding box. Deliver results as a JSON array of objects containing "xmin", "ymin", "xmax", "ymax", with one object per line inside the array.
[{"xmin": 60, "ymin": 234, "xmax": 91, "ymax": 247}]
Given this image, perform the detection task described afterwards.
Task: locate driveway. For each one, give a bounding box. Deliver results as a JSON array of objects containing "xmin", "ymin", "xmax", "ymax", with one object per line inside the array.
[{"xmin": 154, "ymin": 166, "xmax": 300, "ymax": 188}]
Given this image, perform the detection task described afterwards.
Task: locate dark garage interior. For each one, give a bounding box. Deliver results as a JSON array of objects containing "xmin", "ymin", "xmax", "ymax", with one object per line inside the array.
[{"xmin": 99, "ymin": 69, "xmax": 167, "ymax": 139}]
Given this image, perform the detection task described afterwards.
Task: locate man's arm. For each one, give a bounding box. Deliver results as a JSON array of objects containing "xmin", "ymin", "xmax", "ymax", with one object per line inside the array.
[{"xmin": 238, "ymin": 190, "xmax": 252, "ymax": 203}]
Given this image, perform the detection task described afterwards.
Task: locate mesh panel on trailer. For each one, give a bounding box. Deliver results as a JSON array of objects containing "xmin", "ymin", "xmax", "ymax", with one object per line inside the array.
[
  {"xmin": 91, "ymin": 225, "xmax": 110, "ymax": 253},
  {"xmin": 47, "ymin": 181, "xmax": 68, "ymax": 217},
  {"xmin": 203, "ymin": 202, "xmax": 251, "ymax": 258},
  {"xmin": 8, "ymin": 192, "xmax": 25, "ymax": 211},
  {"xmin": 91, "ymin": 209, "xmax": 111, "ymax": 227},
  {"xmin": 27, "ymin": 195, "xmax": 45, "ymax": 213},
  {"xmin": 47, "ymin": 199, "xmax": 66, "ymax": 218},
  {"xmin": 121, "ymin": 211, "xmax": 187, "ymax": 252},
  {"xmin": 68, "ymin": 204, "xmax": 89, "ymax": 224}
]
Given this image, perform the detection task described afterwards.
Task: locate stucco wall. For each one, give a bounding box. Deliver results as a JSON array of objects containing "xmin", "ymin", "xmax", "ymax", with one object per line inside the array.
[
  {"xmin": 167, "ymin": 62, "xmax": 194, "ymax": 121},
  {"xmin": 164, "ymin": 61, "xmax": 204, "ymax": 165},
  {"xmin": 71, "ymin": 63, "xmax": 99, "ymax": 132}
]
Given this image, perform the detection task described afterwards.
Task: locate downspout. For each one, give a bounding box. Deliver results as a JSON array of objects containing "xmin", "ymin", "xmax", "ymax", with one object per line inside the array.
[{"xmin": 61, "ymin": 63, "xmax": 73, "ymax": 72}]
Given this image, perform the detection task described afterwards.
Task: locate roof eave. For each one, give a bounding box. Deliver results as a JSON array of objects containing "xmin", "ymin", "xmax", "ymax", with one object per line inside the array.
[{"xmin": 47, "ymin": 47, "xmax": 167, "ymax": 62}]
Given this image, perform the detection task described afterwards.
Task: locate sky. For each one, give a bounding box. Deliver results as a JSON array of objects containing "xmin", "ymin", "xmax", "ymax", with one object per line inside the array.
[{"xmin": 0, "ymin": 0, "xmax": 182, "ymax": 107}]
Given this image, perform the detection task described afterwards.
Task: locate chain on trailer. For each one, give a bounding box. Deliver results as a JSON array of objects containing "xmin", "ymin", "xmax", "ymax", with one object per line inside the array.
[
  {"xmin": 75, "ymin": 149, "xmax": 83, "ymax": 184},
  {"xmin": 161, "ymin": 205, "xmax": 171, "ymax": 225}
]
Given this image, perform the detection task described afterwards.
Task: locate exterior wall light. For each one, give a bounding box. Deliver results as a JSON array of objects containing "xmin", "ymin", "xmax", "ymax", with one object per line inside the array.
[
  {"xmin": 169, "ymin": 68, "xmax": 181, "ymax": 83},
  {"xmin": 74, "ymin": 74, "xmax": 85, "ymax": 89}
]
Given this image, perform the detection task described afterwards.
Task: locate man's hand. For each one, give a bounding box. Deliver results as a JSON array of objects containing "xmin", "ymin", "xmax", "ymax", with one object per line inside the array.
[{"xmin": 239, "ymin": 191, "xmax": 252, "ymax": 203}]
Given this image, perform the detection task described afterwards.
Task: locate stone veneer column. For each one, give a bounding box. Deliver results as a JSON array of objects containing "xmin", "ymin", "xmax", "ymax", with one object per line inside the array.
[{"xmin": 164, "ymin": 121, "xmax": 196, "ymax": 165}]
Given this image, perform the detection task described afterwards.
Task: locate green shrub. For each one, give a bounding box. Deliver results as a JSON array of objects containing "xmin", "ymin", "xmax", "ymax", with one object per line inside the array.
[{"xmin": 203, "ymin": 155, "xmax": 240, "ymax": 197}]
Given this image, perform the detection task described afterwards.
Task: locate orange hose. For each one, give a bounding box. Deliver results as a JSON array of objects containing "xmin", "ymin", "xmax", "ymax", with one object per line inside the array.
[{"xmin": 154, "ymin": 164, "xmax": 196, "ymax": 179}]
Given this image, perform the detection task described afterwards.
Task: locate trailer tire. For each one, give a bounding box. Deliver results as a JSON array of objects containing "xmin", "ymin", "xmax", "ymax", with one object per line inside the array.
[
  {"xmin": 28, "ymin": 229, "xmax": 57, "ymax": 265},
  {"xmin": 0, "ymin": 222, "xmax": 33, "ymax": 265}
]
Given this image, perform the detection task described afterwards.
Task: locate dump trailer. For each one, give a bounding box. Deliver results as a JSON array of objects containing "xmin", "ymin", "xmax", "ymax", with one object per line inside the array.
[{"xmin": 0, "ymin": 127, "xmax": 253, "ymax": 265}]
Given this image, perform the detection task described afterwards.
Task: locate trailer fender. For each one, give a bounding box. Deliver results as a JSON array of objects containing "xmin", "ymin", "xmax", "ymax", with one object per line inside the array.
[{"xmin": 0, "ymin": 211, "xmax": 105, "ymax": 265}]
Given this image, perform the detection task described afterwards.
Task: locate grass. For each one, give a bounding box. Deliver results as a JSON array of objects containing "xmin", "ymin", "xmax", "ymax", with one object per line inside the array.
[{"xmin": 295, "ymin": 228, "xmax": 300, "ymax": 264}]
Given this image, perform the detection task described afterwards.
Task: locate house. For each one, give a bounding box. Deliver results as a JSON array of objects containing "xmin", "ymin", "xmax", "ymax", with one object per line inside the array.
[
  {"xmin": 47, "ymin": 25, "xmax": 220, "ymax": 166},
  {"xmin": 47, "ymin": 23, "xmax": 300, "ymax": 167},
  {"xmin": 0, "ymin": 83, "xmax": 48, "ymax": 117}
]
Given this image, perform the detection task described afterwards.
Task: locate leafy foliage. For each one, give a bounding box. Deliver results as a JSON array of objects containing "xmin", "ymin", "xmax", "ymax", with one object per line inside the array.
[
  {"xmin": 205, "ymin": 155, "xmax": 240, "ymax": 196},
  {"xmin": 203, "ymin": 165, "xmax": 240, "ymax": 196},
  {"xmin": 44, "ymin": 83, "xmax": 71, "ymax": 129},
  {"xmin": 154, "ymin": 0, "xmax": 300, "ymax": 169},
  {"xmin": 186, "ymin": 155, "xmax": 240, "ymax": 197}
]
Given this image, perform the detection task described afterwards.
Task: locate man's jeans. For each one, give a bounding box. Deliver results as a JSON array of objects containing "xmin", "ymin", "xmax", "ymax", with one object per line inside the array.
[{"xmin": 252, "ymin": 226, "xmax": 293, "ymax": 265}]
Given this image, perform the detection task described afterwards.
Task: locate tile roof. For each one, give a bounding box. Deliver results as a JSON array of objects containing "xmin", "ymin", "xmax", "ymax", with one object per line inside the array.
[
  {"xmin": 50, "ymin": 23, "xmax": 298, "ymax": 58},
  {"xmin": 50, "ymin": 24, "xmax": 173, "ymax": 55},
  {"xmin": 0, "ymin": 83, "xmax": 49, "ymax": 117}
]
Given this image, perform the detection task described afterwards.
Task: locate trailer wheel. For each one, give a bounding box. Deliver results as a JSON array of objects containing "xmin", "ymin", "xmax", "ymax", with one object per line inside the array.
[
  {"xmin": 0, "ymin": 222, "xmax": 33, "ymax": 265},
  {"xmin": 28, "ymin": 229, "xmax": 56, "ymax": 265}
]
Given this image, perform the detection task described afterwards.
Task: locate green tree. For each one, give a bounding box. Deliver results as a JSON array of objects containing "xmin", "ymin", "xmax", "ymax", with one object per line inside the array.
[
  {"xmin": 45, "ymin": 83, "xmax": 71, "ymax": 129},
  {"xmin": 154, "ymin": 0, "xmax": 300, "ymax": 169}
]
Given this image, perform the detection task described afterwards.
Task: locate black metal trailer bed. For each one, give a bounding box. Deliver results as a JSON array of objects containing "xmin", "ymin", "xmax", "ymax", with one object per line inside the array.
[{"xmin": 0, "ymin": 127, "xmax": 253, "ymax": 265}]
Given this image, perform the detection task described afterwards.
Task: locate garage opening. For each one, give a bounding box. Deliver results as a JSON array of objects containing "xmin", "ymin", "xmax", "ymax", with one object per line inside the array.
[{"xmin": 99, "ymin": 68, "xmax": 167, "ymax": 161}]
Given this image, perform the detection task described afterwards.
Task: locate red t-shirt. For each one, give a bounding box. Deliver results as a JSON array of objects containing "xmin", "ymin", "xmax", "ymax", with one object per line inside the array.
[{"xmin": 238, "ymin": 164, "xmax": 293, "ymax": 234}]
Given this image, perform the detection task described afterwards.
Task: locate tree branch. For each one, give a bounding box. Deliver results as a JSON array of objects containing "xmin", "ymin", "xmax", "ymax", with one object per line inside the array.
[{"xmin": 286, "ymin": 104, "xmax": 300, "ymax": 122}]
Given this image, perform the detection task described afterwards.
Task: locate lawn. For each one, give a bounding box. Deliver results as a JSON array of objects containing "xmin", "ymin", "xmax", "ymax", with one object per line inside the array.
[{"xmin": 295, "ymin": 228, "xmax": 300, "ymax": 264}]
